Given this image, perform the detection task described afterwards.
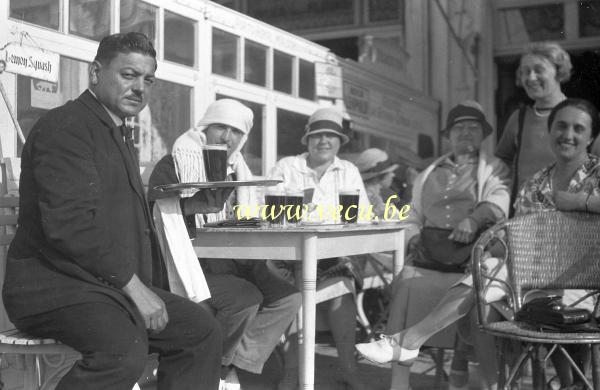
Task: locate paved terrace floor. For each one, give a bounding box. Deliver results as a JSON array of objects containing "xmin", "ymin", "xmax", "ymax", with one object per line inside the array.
[{"xmin": 139, "ymin": 332, "xmax": 542, "ymax": 390}]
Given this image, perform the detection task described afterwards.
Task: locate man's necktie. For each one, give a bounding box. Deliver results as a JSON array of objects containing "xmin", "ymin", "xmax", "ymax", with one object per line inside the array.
[
  {"xmin": 119, "ymin": 124, "xmax": 153, "ymax": 222},
  {"xmin": 119, "ymin": 124, "xmax": 138, "ymax": 164}
]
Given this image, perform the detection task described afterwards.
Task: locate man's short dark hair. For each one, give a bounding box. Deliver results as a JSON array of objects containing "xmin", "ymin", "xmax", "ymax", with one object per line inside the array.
[{"xmin": 94, "ymin": 32, "xmax": 156, "ymax": 66}]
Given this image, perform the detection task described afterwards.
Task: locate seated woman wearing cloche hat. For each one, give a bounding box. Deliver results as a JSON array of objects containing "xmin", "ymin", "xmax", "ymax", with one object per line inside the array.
[
  {"xmin": 356, "ymin": 101, "xmax": 511, "ymax": 390},
  {"xmin": 267, "ymin": 106, "xmax": 372, "ymax": 390},
  {"xmin": 355, "ymin": 148, "xmax": 400, "ymax": 219}
]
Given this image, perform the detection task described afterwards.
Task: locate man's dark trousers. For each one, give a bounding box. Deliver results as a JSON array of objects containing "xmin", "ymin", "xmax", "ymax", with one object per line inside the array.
[{"xmin": 14, "ymin": 287, "xmax": 222, "ymax": 390}]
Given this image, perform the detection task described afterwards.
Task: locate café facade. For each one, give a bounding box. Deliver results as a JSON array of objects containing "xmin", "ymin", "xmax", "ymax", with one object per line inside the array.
[
  {"xmin": 0, "ymin": 2, "xmax": 440, "ymax": 387},
  {"xmin": 0, "ymin": 0, "xmax": 441, "ymax": 199}
]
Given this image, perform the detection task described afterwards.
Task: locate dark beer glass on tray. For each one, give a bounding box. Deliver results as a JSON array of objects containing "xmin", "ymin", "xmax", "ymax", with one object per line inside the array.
[
  {"xmin": 202, "ymin": 144, "xmax": 228, "ymax": 181},
  {"xmin": 339, "ymin": 189, "xmax": 360, "ymax": 224}
]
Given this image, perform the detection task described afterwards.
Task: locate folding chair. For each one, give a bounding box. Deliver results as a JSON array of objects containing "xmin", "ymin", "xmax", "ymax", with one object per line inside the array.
[{"xmin": 472, "ymin": 211, "xmax": 600, "ymax": 390}]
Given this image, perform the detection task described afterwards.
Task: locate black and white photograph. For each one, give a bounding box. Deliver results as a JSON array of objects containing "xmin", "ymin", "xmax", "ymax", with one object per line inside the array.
[{"xmin": 2, "ymin": 1, "xmax": 600, "ymax": 389}]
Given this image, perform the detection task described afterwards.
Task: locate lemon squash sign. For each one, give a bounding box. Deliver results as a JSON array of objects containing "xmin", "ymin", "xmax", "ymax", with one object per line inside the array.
[{"xmin": 0, "ymin": 43, "xmax": 59, "ymax": 83}]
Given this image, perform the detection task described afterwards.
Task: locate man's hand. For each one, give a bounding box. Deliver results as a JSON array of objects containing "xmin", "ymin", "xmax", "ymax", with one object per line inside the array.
[
  {"xmin": 553, "ymin": 191, "xmax": 586, "ymax": 211},
  {"xmin": 449, "ymin": 217, "xmax": 478, "ymax": 244},
  {"xmin": 182, "ymin": 187, "xmax": 235, "ymax": 215},
  {"xmin": 122, "ymin": 274, "xmax": 169, "ymax": 332}
]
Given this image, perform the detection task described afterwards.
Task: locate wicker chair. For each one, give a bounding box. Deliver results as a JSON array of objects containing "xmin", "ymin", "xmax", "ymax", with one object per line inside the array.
[{"xmin": 471, "ymin": 211, "xmax": 600, "ymax": 390}]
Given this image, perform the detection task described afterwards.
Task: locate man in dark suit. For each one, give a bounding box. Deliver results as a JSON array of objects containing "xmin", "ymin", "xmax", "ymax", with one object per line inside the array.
[{"xmin": 3, "ymin": 32, "xmax": 225, "ymax": 390}]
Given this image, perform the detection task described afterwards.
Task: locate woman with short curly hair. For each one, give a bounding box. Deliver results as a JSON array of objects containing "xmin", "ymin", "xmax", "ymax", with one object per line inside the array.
[{"xmin": 496, "ymin": 41, "xmax": 571, "ymax": 208}]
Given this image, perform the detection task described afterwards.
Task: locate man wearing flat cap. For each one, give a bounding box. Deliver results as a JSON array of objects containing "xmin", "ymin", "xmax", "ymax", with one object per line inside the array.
[{"xmin": 373, "ymin": 100, "xmax": 511, "ymax": 390}]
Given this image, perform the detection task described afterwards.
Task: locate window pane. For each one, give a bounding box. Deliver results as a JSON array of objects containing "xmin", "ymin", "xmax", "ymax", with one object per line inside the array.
[
  {"xmin": 212, "ymin": 28, "xmax": 238, "ymax": 79},
  {"xmin": 120, "ymin": 0, "xmax": 157, "ymax": 45},
  {"xmin": 315, "ymin": 37, "xmax": 359, "ymax": 61},
  {"xmin": 144, "ymin": 80, "xmax": 192, "ymax": 163},
  {"xmin": 273, "ymin": 51, "xmax": 293, "ymax": 94},
  {"xmin": 277, "ymin": 109, "xmax": 308, "ymax": 159},
  {"xmin": 368, "ymin": 0, "xmax": 403, "ymax": 23},
  {"xmin": 10, "ymin": 0, "xmax": 59, "ymax": 30},
  {"xmin": 580, "ymin": 1, "xmax": 600, "ymax": 37},
  {"xmin": 216, "ymin": 95, "xmax": 263, "ymax": 175},
  {"xmin": 247, "ymin": 0, "xmax": 354, "ymax": 30},
  {"xmin": 299, "ymin": 60, "xmax": 315, "ymax": 100},
  {"xmin": 69, "ymin": 0, "xmax": 110, "ymax": 41},
  {"xmin": 164, "ymin": 11, "xmax": 196, "ymax": 67},
  {"xmin": 16, "ymin": 57, "xmax": 90, "ymax": 156},
  {"xmin": 244, "ymin": 40, "xmax": 267, "ymax": 87},
  {"xmin": 496, "ymin": 4, "xmax": 564, "ymax": 46}
]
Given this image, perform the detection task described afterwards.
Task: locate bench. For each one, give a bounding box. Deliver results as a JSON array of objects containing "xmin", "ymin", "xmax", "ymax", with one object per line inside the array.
[{"xmin": 0, "ymin": 196, "xmax": 143, "ymax": 390}]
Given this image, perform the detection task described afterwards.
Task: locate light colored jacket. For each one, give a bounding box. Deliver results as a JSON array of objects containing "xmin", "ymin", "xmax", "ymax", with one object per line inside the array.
[{"xmin": 405, "ymin": 149, "xmax": 510, "ymax": 243}]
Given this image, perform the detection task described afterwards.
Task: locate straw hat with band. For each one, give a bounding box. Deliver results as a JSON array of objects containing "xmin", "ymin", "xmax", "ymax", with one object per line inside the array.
[
  {"xmin": 301, "ymin": 107, "xmax": 351, "ymax": 145},
  {"xmin": 355, "ymin": 148, "xmax": 399, "ymax": 181},
  {"xmin": 443, "ymin": 100, "xmax": 493, "ymax": 138}
]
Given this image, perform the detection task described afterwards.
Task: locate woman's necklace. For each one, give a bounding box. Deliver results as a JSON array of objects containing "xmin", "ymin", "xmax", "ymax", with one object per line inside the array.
[
  {"xmin": 533, "ymin": 104, "xmax": 552, "ymax": 117},
  {"xmin": 533, "ymin": 93, "xmax": 566, "ymax": 118}
]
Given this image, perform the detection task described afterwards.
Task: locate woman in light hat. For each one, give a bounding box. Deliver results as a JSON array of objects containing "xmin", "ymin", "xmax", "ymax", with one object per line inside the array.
[
  {"xmin": 355, "ymin": 148, "xmax": 400, "ymax": 219},
  {"xmin": 268, "ymin": 106, "xmax": 371, "ymax": 390},
  {"xmin": 356, "ymin": 101, "xmax": 510, "ymax": 390},
  {"xmin": 148, "ymin": 99, "xmax": 301, "ymax": 390}
]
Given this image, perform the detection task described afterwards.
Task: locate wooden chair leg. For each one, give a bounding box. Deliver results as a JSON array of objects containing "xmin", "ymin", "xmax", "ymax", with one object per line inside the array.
[
  {"xmin": 433, "ymin": 348, "xmax": 446, "ymax": 387},
  {"xmin": 23, "ymin": 355, "xmax": 39, "ymax": 390},
  {"xmin": 591, "ymin": 343, "xmax": 600, "ymax": 390},
  {"xmin": 355, "ymin": 290, "xmax": 373, "ymax": 339},
  {"xmin": 39, "ymin": 352, "xmax": 79, "ymax": 390},
  {"xmin": 497, "ymin": 338, "xmax": 508, "ymax": 390},
  {"xmin": 531, "ymin": 345, "xmax": 547, "ymax": 390},
  {"xmin": 505, "ymin": 346, "xmax": 531, "ymax": 390}
]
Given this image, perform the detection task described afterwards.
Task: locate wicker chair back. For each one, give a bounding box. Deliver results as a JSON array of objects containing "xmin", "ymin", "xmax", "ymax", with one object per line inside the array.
[{"xmin": 504, "ymin": 212, "xmax": 600, "ymax": 300}]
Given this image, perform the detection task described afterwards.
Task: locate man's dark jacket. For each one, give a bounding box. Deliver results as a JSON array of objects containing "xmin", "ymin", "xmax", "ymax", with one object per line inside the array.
[{"xmin": 3, "ymin": 90, "xmax": 166, "ymax": 322}]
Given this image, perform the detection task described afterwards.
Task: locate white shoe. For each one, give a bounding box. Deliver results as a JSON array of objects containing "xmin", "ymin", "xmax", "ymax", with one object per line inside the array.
[
  {"xmin": 223, "ymin": 367, "xmax": 241, "ymax": 390},
  {"xmin": 355, "ymin": 335, "xmax": 419, "ymax": 366}
]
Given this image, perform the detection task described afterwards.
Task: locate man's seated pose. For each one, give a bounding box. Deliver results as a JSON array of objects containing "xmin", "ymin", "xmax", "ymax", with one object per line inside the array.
[{"xmin": 3, "ymin": 32, "xmax": 223, "ymax": 390}]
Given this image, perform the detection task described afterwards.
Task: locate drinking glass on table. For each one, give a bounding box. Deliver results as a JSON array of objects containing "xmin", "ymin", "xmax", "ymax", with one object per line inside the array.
[
  {"xmin": 202, "ymin": 144, "xmax": 228, "ymax": 181},
  {"xmin": 284, "ymin": 189, "xmax": 304, "ymax": 225},
  {"xmin": 339, "ymin": 189, "xmax": 360, "ymax": 224},
  {"xmin": 264, "ymin": 188, "xmax": 286, "ymax": 227}
]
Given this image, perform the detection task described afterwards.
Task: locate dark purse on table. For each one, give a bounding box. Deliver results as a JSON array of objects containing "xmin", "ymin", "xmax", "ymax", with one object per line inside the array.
[
  {"xmin": 412, "ymin": 227, "xmax": 474, "ymax": 273},
  {"xmin": 515, "ymin": 295, "xmax": 598, "ymax": 332}
]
